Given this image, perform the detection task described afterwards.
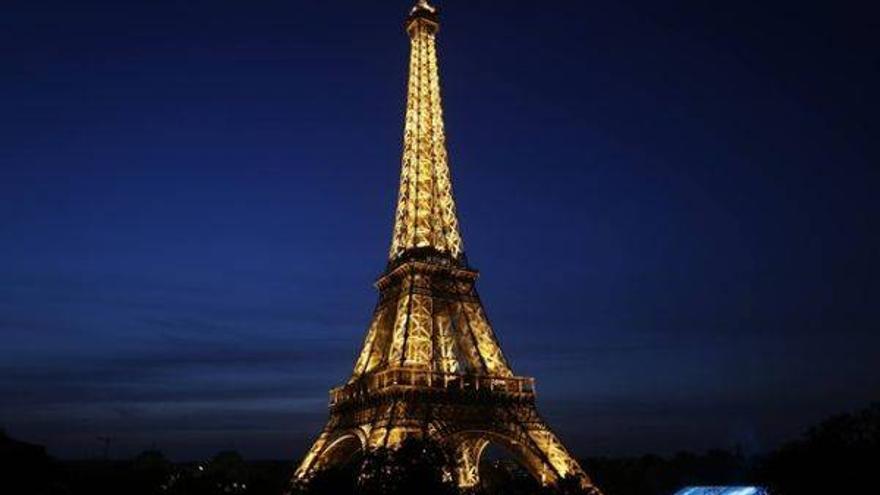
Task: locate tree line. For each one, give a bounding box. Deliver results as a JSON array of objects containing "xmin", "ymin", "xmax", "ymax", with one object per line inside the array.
[{"xmin": 4, "ymin": 402, "xmax": 878, "ymax": 495}]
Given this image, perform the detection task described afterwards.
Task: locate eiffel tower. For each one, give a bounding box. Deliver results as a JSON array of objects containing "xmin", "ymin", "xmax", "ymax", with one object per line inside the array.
[{"xmin": 294, "ymin": 2, "xmax": 601, "ymax": 492}]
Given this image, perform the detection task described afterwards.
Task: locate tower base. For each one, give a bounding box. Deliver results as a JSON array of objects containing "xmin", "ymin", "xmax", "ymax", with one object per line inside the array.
[{"xmin": 295, "ymin": 375, "xmax": 601, "ymax": 493}]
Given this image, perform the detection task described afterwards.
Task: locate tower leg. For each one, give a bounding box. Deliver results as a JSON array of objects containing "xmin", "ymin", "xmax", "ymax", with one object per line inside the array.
[
  {"xmin": 440, "ymin": 403, "xmax": 602, "ymax": 493},
  {"xmin": 295, "ymin": 427, "xmax": 333, "ymax": 478},
  {"xmin": 295, "ymin": 418, "xmax": 366, "ymax": 479},
  {"xmin": 454, "ymin": 437, "xmax": 489, "ymax": 488}
]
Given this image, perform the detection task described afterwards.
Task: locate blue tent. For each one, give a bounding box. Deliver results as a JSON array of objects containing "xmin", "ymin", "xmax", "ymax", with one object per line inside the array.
[{"xmin": 674, "ymin": 488, "xmax": 769, "ymax": 495}]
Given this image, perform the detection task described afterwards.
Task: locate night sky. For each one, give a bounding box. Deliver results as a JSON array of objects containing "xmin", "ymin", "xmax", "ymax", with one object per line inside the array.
[{"xmin": 1, "ymin": 0, "xmax": 878, "ymax": 461}]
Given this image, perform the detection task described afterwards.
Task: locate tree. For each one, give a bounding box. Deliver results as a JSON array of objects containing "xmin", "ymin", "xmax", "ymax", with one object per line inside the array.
[
  {"xmin": 130, "ymin": 450, "xmax": 173, "ymax": 495},
  {"xmin": 289, "ymin": 463, "xmax": 358, "ymax": 495},
  {"xmin": 293, "ymin": 438, "xmax": 457, "ymax": 495},
  {"xmin": 358, "ymin": 438, "xmax": 458, "ymax": 495},
  {"xmin": 167, "ymin": 450, "xmax": 249, "ymax": 495},
  {"xmin": 759, "ymin": 402, "xmax": 880, "ymax": 495}
]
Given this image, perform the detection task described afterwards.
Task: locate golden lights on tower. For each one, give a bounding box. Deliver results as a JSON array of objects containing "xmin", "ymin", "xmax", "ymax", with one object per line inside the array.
[
  {"xmin": 389, "ymin": 0, "xmax": 463, "ymax": 262},
  {"xmin": 292, "ymin": 2, "xmax": 602, "ymax": 493}
]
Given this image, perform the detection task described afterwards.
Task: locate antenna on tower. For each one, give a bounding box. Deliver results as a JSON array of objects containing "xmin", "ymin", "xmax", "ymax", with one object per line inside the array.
[{"xmin": 412, "ymin": 0, "xmax": 437, "ymax": 14}]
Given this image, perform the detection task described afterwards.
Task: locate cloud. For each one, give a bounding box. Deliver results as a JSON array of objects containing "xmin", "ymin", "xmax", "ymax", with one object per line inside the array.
[{"xmin": 0, "ymin": 336, "xmax": 354, "ymax": 406}]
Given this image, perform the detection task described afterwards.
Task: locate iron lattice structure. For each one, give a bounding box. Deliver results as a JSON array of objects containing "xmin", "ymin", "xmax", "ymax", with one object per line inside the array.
[{"xmin": 294, "ymin": 2, "xmax": 601, "ymax": 492}]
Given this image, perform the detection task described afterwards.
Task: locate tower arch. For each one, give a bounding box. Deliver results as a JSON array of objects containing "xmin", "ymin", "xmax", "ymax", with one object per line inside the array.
[
  {"xmin": 301, "ymin": 429, "xmax": 366, "ymax": 475},
  {"xmin": 447, "ymin": 430, "xmax": 554, "ymax": 488}
]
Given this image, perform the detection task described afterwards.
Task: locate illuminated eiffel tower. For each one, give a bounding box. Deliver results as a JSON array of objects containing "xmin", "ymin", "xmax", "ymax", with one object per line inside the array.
[{"xmin": 294, "ymin": 2, "xmax": 601, "ymax": 492}]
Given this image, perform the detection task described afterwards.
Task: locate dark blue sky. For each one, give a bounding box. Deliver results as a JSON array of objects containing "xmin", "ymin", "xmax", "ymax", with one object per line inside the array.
[{"xmin": 1, "ymin": 0, "xmax": 877, "ymax": 461}]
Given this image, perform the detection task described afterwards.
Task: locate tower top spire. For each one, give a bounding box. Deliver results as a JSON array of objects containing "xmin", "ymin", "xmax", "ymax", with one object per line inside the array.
[
  {"xmin": 412, "ymin": 0, "xmax": 436, "ymax": 14},
  {"xmin": 407, "ymin": 0, "xmax": 440, "ymax": 33},
  {"xmin": 390, "ymin": 0, "xmax": 463, "ymax": 266}
]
